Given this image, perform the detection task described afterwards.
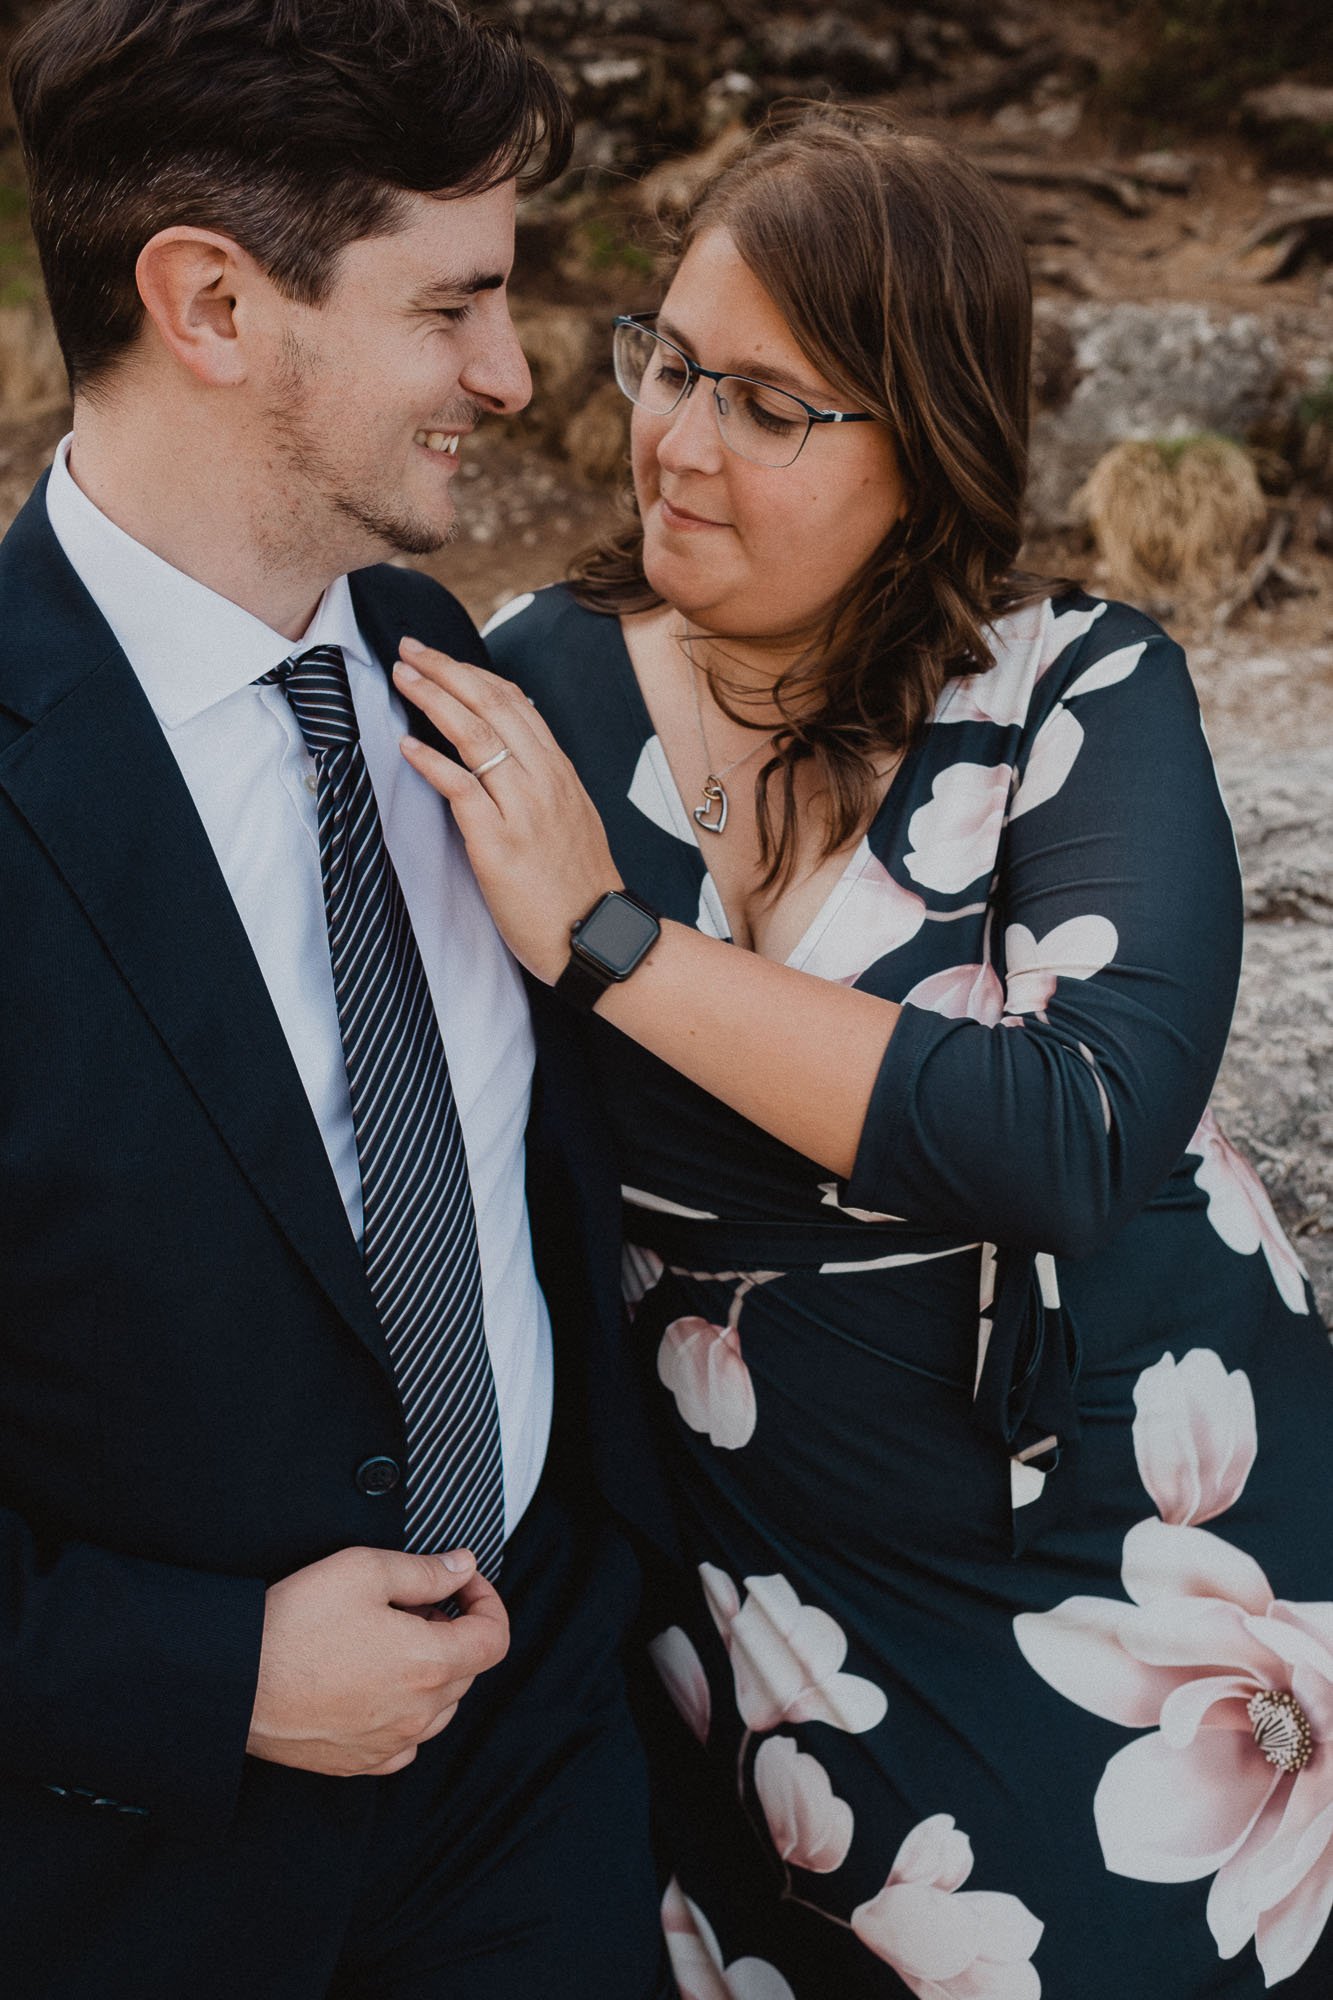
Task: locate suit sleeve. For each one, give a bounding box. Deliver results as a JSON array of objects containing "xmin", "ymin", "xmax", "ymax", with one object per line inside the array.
[
  {"xmin": 843, "ymin": 632, "xmax": 1243, "ymax": 1258},
  {"xmin": 1, "ymin": 1504, "xmax": 267, "ymax": 1836}
]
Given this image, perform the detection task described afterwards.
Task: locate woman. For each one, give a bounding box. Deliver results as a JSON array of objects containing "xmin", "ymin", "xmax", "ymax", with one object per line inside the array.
[{"xmin": 393, "ymin": 110, "xmax": 1333, "ymax": 1998}]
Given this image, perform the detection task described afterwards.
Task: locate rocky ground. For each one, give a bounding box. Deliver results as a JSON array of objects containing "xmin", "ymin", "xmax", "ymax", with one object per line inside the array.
[{"xmin": 0, "ymin": 0, "xmax": 1328, "ymax": 1306}]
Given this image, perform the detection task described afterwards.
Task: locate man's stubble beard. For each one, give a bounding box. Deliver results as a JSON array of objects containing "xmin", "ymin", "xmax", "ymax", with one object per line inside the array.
[{"xmin": 263, "ymin": 333, "xmax": 461, "ymax": 568}]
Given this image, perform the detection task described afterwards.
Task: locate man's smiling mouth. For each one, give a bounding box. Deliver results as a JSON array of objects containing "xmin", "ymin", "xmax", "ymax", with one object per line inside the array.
[{"xmin": 414, "ymin": 430, "xmax": 461, "ymax": 454}]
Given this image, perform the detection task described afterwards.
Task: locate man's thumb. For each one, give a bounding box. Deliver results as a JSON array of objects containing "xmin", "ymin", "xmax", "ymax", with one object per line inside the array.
[{"xmin": 383, "ymin": 1548, "xmax": 476, "ymax": 1608}]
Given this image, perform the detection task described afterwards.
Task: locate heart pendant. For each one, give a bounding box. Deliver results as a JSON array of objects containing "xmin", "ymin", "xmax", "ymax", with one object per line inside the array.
[{"xmin": 693, "ymin": 776, "xmax": 728, "ymax": 835}]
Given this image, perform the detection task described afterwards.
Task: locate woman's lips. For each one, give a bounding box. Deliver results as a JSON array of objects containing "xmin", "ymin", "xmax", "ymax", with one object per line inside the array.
[{"xmin": 658, "ymin": 494, "xmax": 727, "ymax": 531}]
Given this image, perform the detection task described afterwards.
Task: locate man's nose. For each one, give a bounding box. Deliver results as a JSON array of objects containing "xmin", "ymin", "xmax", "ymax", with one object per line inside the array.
[
  {"xmin": 460, "ymin": 306, "xmax": 532, "ymax": 417},
  {"xmin": 655, "ymin": 380, "xmax": 725, "ymax": 476}
]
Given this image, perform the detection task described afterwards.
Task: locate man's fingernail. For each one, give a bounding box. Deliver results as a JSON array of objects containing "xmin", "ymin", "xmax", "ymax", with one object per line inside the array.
[
  {"xmin": 394, "ymin": 660, "xmax": 421, "ymax": 683},
  {"xmin": 440, "ymin": 1549, "xmax": 475, "ymax": 1573}
]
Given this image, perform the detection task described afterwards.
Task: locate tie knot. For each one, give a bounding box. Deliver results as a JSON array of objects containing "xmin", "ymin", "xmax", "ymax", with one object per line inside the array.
[{"xmin": 260, "ymin": 643, "xmax": 357, "ymax": 755}]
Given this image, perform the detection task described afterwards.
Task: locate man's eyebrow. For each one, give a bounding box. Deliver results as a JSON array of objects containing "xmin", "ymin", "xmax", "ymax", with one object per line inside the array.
[
  {"xmin": 411, "ymin": 269, "xmax": 507, "ymax": 305},
  {"xmin": 655, "ymin": 315, "xmax": 819, "ymax": 399}
]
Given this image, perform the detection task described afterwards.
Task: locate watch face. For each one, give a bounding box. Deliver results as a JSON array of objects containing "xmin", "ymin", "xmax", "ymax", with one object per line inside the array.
[{"xmin": 576, "ymin": 894, "xmax": 659, "ymax": 975}]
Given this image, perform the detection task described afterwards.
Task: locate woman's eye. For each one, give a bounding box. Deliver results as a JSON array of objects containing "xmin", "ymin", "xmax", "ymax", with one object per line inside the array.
[
  {"xmin": 652, "ymin": 361, "xmax": 688, "ymax": 390},
  {"xmin": 742, "ymin": 393, "xmax": 801, "ymax": 436}
]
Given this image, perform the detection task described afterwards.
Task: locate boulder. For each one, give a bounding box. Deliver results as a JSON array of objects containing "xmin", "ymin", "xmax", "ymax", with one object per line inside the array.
[
  {"xmin": 1213, "ymin": 750, "xmax": 1333, "ymax": 1320},
  {"xmin": 1028, "ymin": 302, "xmax": 1283, "ymax": 532}
]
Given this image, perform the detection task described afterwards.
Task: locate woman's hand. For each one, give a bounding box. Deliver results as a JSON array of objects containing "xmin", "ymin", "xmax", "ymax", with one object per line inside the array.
[{"xmin": 393, "ymin": 635, "xmax": 622, "ymax": 984}]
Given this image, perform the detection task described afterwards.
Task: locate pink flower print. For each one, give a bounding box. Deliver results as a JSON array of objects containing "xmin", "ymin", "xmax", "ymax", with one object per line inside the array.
[
  {"xmin": 700, "ymin": 1565, "xmax": 888, "ymax": 1735},
  {"xmin": 622, "ymin": 1243, "xmax": 664, "ymax": 1319},
  {"xmin": 658, "ymin": 1275, "xmax": 774, "ymax": 1450},
  {"xmin": 649, "ymin": 1626, "xmax": 712, "ymax": 1745},
  {"xmin": 1037, "ymin": 598, "xmax": 1108, "ymax": 673},
  {"xmin": 1132, "ymin": 1349, "xmax": 1257, "ymax": 1527},
  {"xmin": 798, "ymin": 844, "xmax": 926, "ymax": 984},
  {"xmin": 1009, "ymin": 704, "xmax": 1084, "ymax": 822},
  {"xmin": 661, "ymin": 1880, "xmax": 796, "ymax": 2000},
  {"xmin": 754, "ymin": 1736, "xmax": 855, "ymax": 1874},
  {"xmin": 1002, "ymin": 914, "xmax": 1118, "ymax": 1019},
  {"xmin": 903, "ymin": 961, "xmax": 1006, "ymax": 1025},
  {"xmin": 851, "ymin": 1813, "xmax": 1044, "ymax": 1998},
  {"xmin": 904, "ymin": 763, "xmax": 1013, "ymax": 895},
  {"xmin": 1014, "ymin": 1518, "xmax": 1333, "ymax": 1986},
  {"xmin": 1189, "ymin": 1109, "xmax": 1310, "ymax": 1316},
  {"xmin": 940, "ymin": 600, "xmax": 1049, "ymax": 726}
]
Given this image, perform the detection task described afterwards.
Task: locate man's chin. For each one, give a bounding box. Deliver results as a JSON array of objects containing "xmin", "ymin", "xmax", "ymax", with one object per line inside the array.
[{"xmin": 334, "ymin": 494, "xmax": 457, "ymax": 561}]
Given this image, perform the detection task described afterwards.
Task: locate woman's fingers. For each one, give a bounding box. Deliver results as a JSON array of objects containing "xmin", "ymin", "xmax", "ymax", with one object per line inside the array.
[
  {"xmin": 393, "ymin": 661, "xmax": 513, "ymax": 777},
  {"xmin": 396, "ymin": 636, "xmax": 548, "ymax": 763}
]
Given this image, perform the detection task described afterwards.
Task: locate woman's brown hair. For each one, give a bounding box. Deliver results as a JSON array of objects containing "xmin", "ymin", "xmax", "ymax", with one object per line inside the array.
[{"xmin": 571, "ymin": 106, "xmax": 1045, "ymax": 890}]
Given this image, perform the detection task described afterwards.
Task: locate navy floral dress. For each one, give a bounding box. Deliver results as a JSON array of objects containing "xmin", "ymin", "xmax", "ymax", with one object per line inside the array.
[{"xmin": 488, "ymin": 583, "xmax": 1333, "ymax": 1999}]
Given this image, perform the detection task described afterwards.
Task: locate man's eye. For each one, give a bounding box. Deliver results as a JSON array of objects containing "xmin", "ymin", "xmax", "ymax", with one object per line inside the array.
[{"xmin": 435, "ymin": 305, "xmax": 473, "ymax": 325}]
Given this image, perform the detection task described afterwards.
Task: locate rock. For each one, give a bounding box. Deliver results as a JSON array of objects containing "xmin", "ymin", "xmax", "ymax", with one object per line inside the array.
[
  {"xmin": 1212, "ymin": 750, "xmax": 1333, "ymax": 1320},
  {"xmin": 1219, "ymin": 750, "xmax": 1333, "ymax": 924},
  {"xmin": 1242, "ymin": 84, "xmax": 1333, "ymax": 171},
  {"xmin": 637, "ymin": 122, "xmax": 750, "ymax": 219},
  {"xmin": 1027, "ymin": 303, "xmax": 1283, "ymax": 532},
  {"xmin": 1130, "ymin": 150, "xmax": 1200, "ymax": 195},
  {"xmin": 562, "ymin": 380, "xmax": 631, "ymax": 483},
  {"xmin": 751, "ymin": 15, "xmax": 903, "ymax": 92},
  {"xmin": 507, "ymin": 304, "xmax": 598, "ymax": 449}
]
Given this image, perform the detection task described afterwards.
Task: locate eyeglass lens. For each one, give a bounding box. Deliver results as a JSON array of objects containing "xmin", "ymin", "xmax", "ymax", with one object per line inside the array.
[{"xmin": 612, "ymin": 321, "xmax": 812, "ymax": 469}]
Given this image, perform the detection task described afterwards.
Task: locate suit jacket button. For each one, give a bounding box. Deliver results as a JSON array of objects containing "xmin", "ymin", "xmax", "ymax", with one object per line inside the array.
[{"xmin": 355, "ymin": 1455, "xmax": 401, "ymax": 1497}]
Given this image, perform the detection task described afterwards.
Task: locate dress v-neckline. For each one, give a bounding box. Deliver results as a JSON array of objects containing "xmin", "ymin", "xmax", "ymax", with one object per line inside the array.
[{"xmin": 607, "ymin": 615, "xmax": 913, "ymax": 971}]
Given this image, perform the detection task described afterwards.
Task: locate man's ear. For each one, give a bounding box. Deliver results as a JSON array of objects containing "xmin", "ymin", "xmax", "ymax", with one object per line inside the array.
[{"xmin": 135, "ymin": 227, "xmax": 263, "ymax": 387}]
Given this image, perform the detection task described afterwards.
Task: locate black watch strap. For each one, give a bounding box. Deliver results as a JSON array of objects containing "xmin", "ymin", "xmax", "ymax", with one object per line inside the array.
[
  {"xmin": 554, "ymin": 951, "xmax": 618, "ymax": 1010},
  {"xmin": 555, "ymin": 889, "xmax": 661, "ymax": 1011}
]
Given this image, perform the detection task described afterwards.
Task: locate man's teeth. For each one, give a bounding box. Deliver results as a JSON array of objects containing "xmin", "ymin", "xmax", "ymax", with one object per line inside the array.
[{"xmin": 414, "ymin": 430, "xmax": 460, "ymax": 454}]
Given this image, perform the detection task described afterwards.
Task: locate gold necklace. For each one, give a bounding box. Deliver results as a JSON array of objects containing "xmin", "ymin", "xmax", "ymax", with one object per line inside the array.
[{"xmin": 685, "ymin": 655, "xmax": 779, "ymax": 836}]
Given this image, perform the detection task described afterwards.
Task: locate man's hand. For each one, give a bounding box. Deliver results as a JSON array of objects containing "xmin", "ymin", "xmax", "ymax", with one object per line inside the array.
[{"xmin": 245, "ymin": 1546, "xmax": 509, "ymax": 1776}]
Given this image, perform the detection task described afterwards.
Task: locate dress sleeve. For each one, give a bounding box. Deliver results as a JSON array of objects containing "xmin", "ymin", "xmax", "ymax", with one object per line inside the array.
[{"xmin": 843, "ymin": 629, "xmax": 1242, "ymax": 1258}]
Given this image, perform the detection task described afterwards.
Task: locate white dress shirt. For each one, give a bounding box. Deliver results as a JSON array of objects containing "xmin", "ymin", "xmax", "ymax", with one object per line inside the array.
[{"xmin": 46, "ymin": 436, "xmax": 552, "ymax": 1536}]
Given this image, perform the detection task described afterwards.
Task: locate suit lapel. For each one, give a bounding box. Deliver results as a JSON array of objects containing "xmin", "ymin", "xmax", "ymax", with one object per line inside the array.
[{"xmin": 0, "ymin": 482, "xmax": 392, "ymax": 1374}]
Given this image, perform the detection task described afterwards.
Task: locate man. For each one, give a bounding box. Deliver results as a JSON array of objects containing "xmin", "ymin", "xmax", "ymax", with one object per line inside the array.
[{"xmin": 0, "ymin": 2, "xmax": 668, "ymax": 1993}]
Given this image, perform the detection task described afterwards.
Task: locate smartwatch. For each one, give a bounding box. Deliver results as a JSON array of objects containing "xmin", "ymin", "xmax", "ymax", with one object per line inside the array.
[{"xmin": 555, "ymin": 889, "xmax": 662, "ymax": 1011}]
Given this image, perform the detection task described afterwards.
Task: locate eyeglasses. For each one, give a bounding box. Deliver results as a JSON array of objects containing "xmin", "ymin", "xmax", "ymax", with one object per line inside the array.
[{"xmin": 612, "ymin": 314, "xmax": 875, "ymax": 469}]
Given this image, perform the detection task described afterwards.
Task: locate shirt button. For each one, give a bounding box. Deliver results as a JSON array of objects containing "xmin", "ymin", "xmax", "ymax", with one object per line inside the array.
[
  {"xmin": 355, "ymin": 1455, "xmax": 401, "ymax": 1497},
  {"xmin": 304, "ymin": 773, "xmax": 318, "ymax": 793}
]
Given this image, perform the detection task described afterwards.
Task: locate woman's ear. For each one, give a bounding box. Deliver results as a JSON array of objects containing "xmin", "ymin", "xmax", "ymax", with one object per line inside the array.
[{"xmin": 134, "ymin": 227, "xmax": 257, "ymax": 387}]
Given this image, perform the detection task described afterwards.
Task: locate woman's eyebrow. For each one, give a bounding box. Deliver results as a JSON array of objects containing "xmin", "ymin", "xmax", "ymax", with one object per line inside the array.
[{"xmin": 656, "ymin": 314, "xmax": 820, "ymax": 398}]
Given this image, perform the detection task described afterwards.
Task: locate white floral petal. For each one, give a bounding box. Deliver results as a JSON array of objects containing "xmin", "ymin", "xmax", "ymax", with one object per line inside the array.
[
  {"xmin": 788, "ymin": 1668, "xmax": 889, "ymax": 1735},
  {"xmin": 1253, "ymin": 1830, "xmax": 1333, "ymax": 1987},
  {"xmin": 1063, "ymin": 639, "xmax": 1147, "ymax": 701},
  {"xmin": 1009, "ymin": 705, "xmax": 1083, "ymax": 820},
  {"xmin": 1014, "ymin": 1596, "xmax": 1189, "ymax": 1727},
  {"xmin": 628, "ymin": 734, "xmax": 697, "ymax": 843},
  {"xmin": 904, "ymin": 764, "xmax": 1012, "ymax": 894},
  {"xmin": 724, "ymin": 1958, "xmax": 798, "ymax": 2000},
  {"xmin": 852, "ymin": 1881, "xmax": 983, "ymax": 1980},
  {"xmin": 1095, "ymin": 1730, "xmax": 1280, "ymax": 1882},
  {"xmin": 1121, "ymin": 1518, "xmax": 1274, "ymax": 1614},
  {"xmin": 479, "ymin": 591, "xmax": 534, "ymax": 636},
  {"xmin": 648, "ymin": 1627, "xmax": 712, "ymax": 1745},
  {"xmin": 888, "ymin": 1814, "xmax": 973, "ymax": 1892}
]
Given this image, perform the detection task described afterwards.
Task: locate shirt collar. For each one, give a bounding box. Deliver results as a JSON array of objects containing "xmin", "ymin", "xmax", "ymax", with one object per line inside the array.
[{"xmin": 45, "ymin": 433, "xmax": 369, "ymax": 729}]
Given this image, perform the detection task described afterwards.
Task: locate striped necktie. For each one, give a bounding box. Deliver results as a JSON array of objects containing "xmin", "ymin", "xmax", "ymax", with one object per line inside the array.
[{"xmin": 261, "ymin": 644, "xmax": 505, "ymax": 1577}]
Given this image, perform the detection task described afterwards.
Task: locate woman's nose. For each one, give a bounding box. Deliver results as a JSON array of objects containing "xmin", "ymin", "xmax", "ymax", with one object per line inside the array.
[{"xmin": 655, "ymin": 380, "xmax": 726, "ymax": 476}]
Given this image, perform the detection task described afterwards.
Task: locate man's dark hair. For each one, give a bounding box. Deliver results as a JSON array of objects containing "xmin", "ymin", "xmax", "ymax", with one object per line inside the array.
[{"xmin": 8, "ymin": 0, "xmax": 572, "ymax": 392}]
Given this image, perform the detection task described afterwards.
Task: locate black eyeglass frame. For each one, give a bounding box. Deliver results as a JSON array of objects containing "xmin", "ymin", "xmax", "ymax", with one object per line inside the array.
[{"xmin": 612, "ymin": 313, "xmax": 876, "ymax": 464}]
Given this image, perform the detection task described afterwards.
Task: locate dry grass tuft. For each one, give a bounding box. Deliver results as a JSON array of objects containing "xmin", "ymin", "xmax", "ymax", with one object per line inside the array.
[{"xmin": 1079, "ymin": 435, "xmax": 1268, "ymax": 601}]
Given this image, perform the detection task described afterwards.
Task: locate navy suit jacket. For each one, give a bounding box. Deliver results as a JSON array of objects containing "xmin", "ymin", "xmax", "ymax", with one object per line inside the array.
[{"xmin": 0, "ymin": 477, "xmax": 666, "ymax": 1859}]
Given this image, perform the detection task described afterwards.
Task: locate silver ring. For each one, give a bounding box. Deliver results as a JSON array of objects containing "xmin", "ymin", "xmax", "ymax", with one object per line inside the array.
[{"xmin": 470, "ymin": 745, "xmax": 511, "ymax": 779}]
